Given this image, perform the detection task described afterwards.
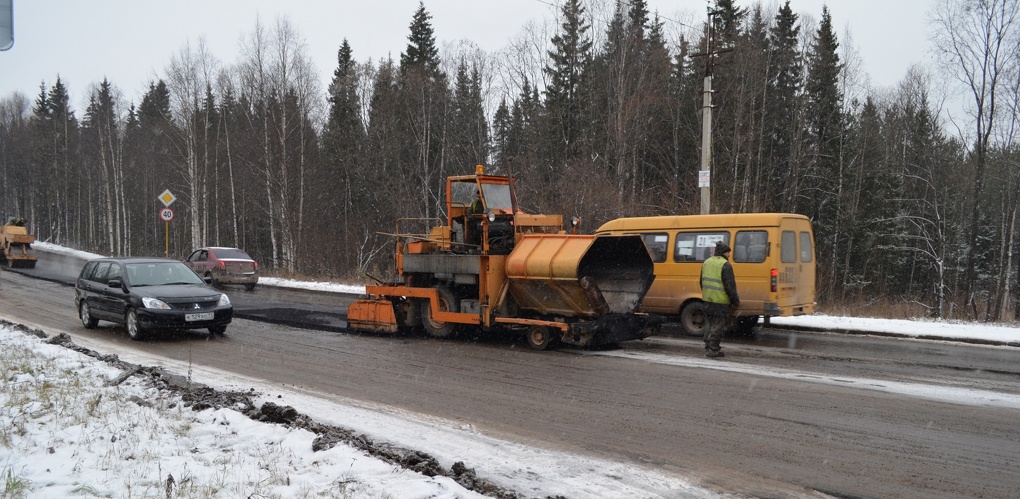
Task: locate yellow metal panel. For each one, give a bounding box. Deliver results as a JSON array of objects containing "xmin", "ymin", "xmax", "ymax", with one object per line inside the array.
[
  {"xmin": 347, "ymin": 299, "xmax": 399, "ymax": 333},
  {"xmin": 506, "ymin": 234, "xmax": 595, "ymax": 279}
]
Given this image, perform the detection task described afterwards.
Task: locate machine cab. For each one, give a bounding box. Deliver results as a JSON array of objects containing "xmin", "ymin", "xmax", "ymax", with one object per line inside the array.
[{"xmin": 446, "ymin": 166, "xmax": 520, "ymax": 254}]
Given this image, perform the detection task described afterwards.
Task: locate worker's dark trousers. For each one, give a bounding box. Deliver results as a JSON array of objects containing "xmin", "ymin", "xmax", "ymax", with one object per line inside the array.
[{"xmin": 703, "ymin": 302, "xmax": 732, "ymax": 352}]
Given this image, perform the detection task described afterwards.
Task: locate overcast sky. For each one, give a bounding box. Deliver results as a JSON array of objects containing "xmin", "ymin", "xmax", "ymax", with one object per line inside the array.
[{"xmin": 1, "ymin": 0, "xmax": 935, "ymax": 115}]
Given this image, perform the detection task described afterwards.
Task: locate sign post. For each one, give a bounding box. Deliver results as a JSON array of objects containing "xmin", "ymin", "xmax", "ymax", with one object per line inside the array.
[{"xmin": 158, "ymin": 189, "xmax": 177, "ymax": 257}]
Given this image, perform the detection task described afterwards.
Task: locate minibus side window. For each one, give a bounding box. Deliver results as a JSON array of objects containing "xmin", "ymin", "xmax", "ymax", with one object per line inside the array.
[
  {"xmin": 781, "ymin": 231, "xmax": 797, "ymax": 263},
  {"xmin": 675, "ymin": 232, "xmax": 729, "ymax": 262},
  {"xmin": 641, "ymin": 233, "xmax": 669, "ymax": 263},
  {"xmin": 800, "ymin": 231, "xmax": 814, "ymax": 262},
  {"xmin": 733, "ymin": 230, "xmax": 768, "ymax": 263}
]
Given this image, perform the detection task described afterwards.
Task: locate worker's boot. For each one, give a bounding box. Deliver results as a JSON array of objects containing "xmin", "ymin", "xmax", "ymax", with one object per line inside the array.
[{"xmin": 706, "ymin": 340, "xmax": 725, "ymax": 358}]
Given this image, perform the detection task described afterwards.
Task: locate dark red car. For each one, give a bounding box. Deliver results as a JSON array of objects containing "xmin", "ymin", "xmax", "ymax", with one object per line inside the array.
[{"xmin": 184, "ymin": 247, "xmax": 259, "ymax": 291}]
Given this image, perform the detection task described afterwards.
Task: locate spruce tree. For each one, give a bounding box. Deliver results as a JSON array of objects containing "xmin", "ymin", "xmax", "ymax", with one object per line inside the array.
[
  {"xmin": 544, "ymin": 0, "xmax": 593, "ymax": 166},
  {"xmin": 803, "ymin": 6, "xmax": 845, "ymax": 299},
  {"xmin": 766, "ymin": 1, "xmax": 803, "ymax": 211},
  {"xmin": 32, "ymin": 77, "xmax": 77, "ymax": 246},
  {"xmin": 400, "ymin": 1, "xmax": 441, "ymax": 77},
  {"xmin": 491, "ymin": 98, "xmax": 511, "ymax": 170},
  {"xmin": 397, "ymin": 2, "xmax": 448, "ymax": 218},
  {"xmin": 323, "ymin": 39, "xmax": 364, "ymax": 171},
  {"xmin": 450, "ymin": 61, "xmax": 489, "ymax": 168},
  {"xmin": 805, "ymin": 6, "xmax": 843, "ymax": 170},
  {"xmin": 321, "ymin": 39, "xmax": 366, "ymax": 272}
]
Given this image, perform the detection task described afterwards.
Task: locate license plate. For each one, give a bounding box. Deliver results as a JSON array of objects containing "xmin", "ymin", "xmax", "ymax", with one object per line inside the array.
[{"xmin": 186, "ymin": 312, "xmax": 215, "ymax": 322}]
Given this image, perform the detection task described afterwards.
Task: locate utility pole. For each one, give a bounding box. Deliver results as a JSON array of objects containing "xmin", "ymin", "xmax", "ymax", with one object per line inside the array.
[{"xmin": 691, "ymin": 8, "xmax": 731, "ymax": 215}]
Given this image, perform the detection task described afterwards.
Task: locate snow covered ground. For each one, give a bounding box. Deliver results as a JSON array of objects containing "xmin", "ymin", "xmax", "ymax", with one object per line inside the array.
[{"xmin": 1, "ymin": 242, "xmax": 1018, "ymax": 498}]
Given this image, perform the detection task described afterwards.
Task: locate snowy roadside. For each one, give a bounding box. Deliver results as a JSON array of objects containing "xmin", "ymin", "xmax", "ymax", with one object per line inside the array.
[
  {"xmin": 0, "ymin": 325, "xmax": 491, "ymax": 499},
  {"xmin": 0, "ymin": 322, "xmax": 717, "ymax": 499}
]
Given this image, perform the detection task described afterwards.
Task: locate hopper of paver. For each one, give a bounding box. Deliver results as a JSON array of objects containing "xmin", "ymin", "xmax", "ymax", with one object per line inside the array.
[{"xmin": 504, "ymin": 234, "xmax": 654, "ymax": 318}]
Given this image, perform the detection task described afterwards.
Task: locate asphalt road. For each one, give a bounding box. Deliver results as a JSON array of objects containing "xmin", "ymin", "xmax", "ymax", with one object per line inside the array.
[{"xmin": 2, "ymin": 251, "xmax": 1019, "ymax": 498}]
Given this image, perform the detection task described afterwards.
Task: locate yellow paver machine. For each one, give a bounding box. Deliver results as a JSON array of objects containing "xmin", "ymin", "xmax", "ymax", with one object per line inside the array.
[
  {"xmin": 347, "ymin": 166, "xmax": 659, "ymax": 350},
  {"xmin": 1, "ymin": 218, "xmax": 38, "ymax": 269}
]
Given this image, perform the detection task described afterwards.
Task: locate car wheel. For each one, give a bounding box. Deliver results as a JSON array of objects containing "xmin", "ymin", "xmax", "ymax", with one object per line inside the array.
[
  {"xmin": 208, "ymin": 325, "xmax": 227, "ymax": 335},
  {"xmin": 126, "ymin": 309, "xmax": 146, "ymax": 340},
  {"xmin": 679, "ymin": 301, "xmax": 707, "ymax": 336},
  {"xmin": 79, "ymin": 302, "xmax": 98, "ymax": 329},
  {"xmin": 244, "ymin": 283, "xmax": 256, "ymax": 291}
]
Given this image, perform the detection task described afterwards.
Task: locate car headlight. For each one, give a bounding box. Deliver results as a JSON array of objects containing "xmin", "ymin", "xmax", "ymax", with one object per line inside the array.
[
  {"xmin": 142, "ymin": 297, "xmax": 171, "ymax": 310},
  {"xmin": 218, "ymin": 294, "xmax": 231, "ymax": 306}
]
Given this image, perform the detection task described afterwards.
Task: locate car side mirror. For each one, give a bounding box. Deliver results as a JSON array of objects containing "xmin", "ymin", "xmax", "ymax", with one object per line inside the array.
[
  {"xmin": 203, "ymin": 276, "xmax": 213, "ymax": 284},
  {"xmin": 108, "ymin": 279, "xmax": 127, "ymax": 292}
]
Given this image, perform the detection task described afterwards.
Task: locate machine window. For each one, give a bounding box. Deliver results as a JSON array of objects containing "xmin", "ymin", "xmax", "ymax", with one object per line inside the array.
[
  {"xmin": 450, "ymin": 182, "xmax": 478, "ymax": 207},
  {"xmin": 480, "ymin": 183, "xmax": 513, "ymax": 211}
]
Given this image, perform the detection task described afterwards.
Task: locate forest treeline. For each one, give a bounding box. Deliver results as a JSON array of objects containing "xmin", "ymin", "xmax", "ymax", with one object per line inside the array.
[{"xmin": 0, "ymin": 0, "xmax": 1018, "ymax": 322}]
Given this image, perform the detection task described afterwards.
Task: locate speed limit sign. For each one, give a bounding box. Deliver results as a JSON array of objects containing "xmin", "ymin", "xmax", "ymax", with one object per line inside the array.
[{"xmin": 159, "ymin": 208, "xmax": 174, "ymax": 222}]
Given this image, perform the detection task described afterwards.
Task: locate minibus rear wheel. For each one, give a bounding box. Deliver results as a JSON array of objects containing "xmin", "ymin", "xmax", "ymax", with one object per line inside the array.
[{"xmin": 679, "ymin": 301, "xmax": 707, "ymax": 336}]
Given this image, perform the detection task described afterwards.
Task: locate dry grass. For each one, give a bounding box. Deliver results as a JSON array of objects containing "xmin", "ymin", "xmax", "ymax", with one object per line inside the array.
[{"xmin": 818, "ymin": 296, "xmax": 1019, "ymax": 326}]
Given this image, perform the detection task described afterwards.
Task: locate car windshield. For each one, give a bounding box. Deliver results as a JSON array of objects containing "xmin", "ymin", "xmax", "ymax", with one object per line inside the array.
[
  {"xmin": 214, "ymin": 248, "xmax": 252, "ymax": 260},
  {"xmin": 126, "ymin": 262, "xmax": 204, "ymax": 287}
]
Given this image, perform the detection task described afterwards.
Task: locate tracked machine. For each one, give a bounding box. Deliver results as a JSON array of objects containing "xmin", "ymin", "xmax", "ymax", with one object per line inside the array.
[
  {"xmin": 347, "ymin": 166, "xmax": 659, "ymax": 350},
  {"xmin": 1, "ymin": 218, "xmax": 38, "ymax": 269}
]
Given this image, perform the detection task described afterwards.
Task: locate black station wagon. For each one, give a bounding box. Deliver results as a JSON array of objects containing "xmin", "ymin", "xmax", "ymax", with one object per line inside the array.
[{"xmin": 74, "ymin": 257, "xmax": 232, "ymax": 340}]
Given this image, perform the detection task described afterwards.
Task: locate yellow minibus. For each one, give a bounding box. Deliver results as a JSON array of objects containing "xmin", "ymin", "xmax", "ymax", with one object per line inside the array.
[{"xmin": 596, "ymin": 213, "xmax": 816, "ymax": 335}]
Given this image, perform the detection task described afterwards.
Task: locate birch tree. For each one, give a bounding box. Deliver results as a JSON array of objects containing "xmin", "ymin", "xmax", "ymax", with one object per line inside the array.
[
  {"xmin": 237, "ymin": 16, "xmax": 319, "ymax": 273},
  {"xmin": 82, "ymin": 80, "xmax": 126, "ymax": 255},
  {"xmin": 931, "ymin": 0, "xmax": 1020, "ymax": 312},
  {"xmin": 165, "ymin": 38, "xmax": 219, "ymax": 250}
]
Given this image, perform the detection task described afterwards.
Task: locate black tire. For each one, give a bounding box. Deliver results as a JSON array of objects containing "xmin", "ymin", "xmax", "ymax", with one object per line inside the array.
[
  {"xmin": 244, "ymin": 283, "xmax": 256, "ymax": 291},
  {"xmin": 679, "ymin": 301, "xmax": 707, "ymax": 336},
  {"xmin": 422, "ymin": 286, "xmax": 459, "ymax": 338},
  {"xmin": 79, "ymin": 301, "xmax": 98, "ymax": 329},
  {"xmin": 526, "ymin": 326, "xmax": 557, "ymax": 351},
  {"xmin": 126, "ymin": 309, "xmax": 146, "ymax": 340},
  {"xmin": 735, "ymin": 315, "xmax": 759, "ymax": 336},
  {"xmin": 209, "ymin": 325, "xmax": 227, "ymax": 335}
]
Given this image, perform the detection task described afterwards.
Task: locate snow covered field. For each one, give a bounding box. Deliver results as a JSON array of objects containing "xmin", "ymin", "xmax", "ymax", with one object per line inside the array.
[{"xmin": 2, "ymin": 242, "xmax": 1018, "ymax": 498}]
